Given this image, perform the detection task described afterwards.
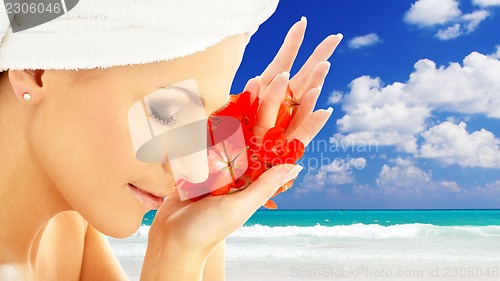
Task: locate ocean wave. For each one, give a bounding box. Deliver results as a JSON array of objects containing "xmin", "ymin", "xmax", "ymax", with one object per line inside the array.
[
  {"xmin": 131, "ymin": 223, "xmax": 500, "ymax": 239},
  {"xmin": 133, "ymin": 225, "xmax": 151, "ymax": 237},
  {"xmin": 109, "ymin": 224, "xmax": 500, "ymax": 261},
  {"xmin": 231, "ymin": 223, "xmax": 500, "ymax": 239}
]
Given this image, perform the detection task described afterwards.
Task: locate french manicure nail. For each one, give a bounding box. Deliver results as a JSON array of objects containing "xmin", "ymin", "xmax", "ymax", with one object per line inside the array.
[
  {"xmin": 282, "ymin": 165, "xmax": 303, "ymax": 185},
  {"xmin": 323, "ymin": 61, "xmax": 331, "ymax": 71},
  {"xmin": 310, "ymin": 87, "xmax": 321, "ymax": 96},
  {"xmin": 336, "ymin": 33, "xmax": 344, "ymax": 41},
  {"xmin": 326, "ymin": 107, "xmax": 334, "ymax": 114},
  {"xmin": 281, "ymin": 71, "xmax": 290, "ymax": 79},
  {"xmin": 301, "ymin": 16, "xmax": 307, "ymax": 23}
]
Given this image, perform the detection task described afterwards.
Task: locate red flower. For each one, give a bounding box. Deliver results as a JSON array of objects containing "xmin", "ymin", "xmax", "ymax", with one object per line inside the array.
[
  {"xmin": 215, "ymin": 91, "xmax": 259, "ymax": 131},
  {"xmin": 250, "ymin": 126, "xmax": 304, "ymax": 209},
  {"xmin": 180, "ymin": 142, "xmax": 248, "ymax": 201},
  {"xmin": 180, "ymin": 118, "xmax": 249, "ymax": 200},
  {"xmin": 214, "ymin": 91, "xmax": 260, "ymax": 163},
  {"xmin": 207, "ymin": 141, "xmax": 248, "ymax": 195},
  {"xmin": 259, "ymin": 127, "xmax": 305, "ymax": 165},
  {"xmin": 275, "ymin": 85, "xmax": 300, "ymax": 129},
  {"xmin": 179, "ymin": 84, "xmax": 306, "ymax": 209}
]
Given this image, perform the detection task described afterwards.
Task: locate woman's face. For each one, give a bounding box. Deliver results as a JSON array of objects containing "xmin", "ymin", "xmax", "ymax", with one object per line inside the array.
[{"xmin": 31, "ymin": 34, "xmax": 249, "ymax": 237}]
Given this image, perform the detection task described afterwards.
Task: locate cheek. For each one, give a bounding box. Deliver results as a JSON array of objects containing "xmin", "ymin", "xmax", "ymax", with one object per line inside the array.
[
  {"xmin": 85, "ymin": 101, "xmax": 134, "ymax": 173},
  {"xmin": 31, "ymin": 92, "xmax": 145, "ymax": 237}
]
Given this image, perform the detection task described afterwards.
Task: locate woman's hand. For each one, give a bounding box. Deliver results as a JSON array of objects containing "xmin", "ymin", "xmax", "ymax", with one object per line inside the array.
[
  {"xmin": 140, "ymin": 18, "xmax": 342, "ymax": 281},
  {"xmin": 245, "ymin": 17, "xmax": 343, "ymax": 146},
  {"xmin": 141, "ymin": 163, "xmax": 302, "ymax": 281}
]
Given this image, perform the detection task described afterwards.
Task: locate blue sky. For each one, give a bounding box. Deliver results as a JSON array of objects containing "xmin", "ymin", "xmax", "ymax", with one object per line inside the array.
[{"xmin": 231, "ymin": 0, "xmax": 500, "ymax": 209}]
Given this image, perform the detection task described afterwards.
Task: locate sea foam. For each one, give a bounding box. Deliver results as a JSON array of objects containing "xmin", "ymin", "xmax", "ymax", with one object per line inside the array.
[{"xmin": 131, "ymin": 223, "xmax": 500, "ymax": 239}]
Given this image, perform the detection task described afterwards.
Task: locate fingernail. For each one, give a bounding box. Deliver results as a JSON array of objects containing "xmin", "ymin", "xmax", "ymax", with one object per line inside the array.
[
  {"xmin": 301, "ymin": 16, "xmax": 307, "ymax": 23},
  {"xmin": 281, "ymin": 71, "xmax": 290, "ymax": 80},
  {"xmin": 310, "ymin": 88, "xmax": 321, "ymax": 96},
  {"xmin": 282, "ymin": 165, "xmax": 303, "ymax": 185},
  {"xmin": 254, "ymin": 75, "xmax": 261, "ymax": 79},
  {"xmin": 336, "ymin": 33, "xmax": 344, "ymax": 41},
  {"xmin": 324, "ymin": 61, "xmax": 331, "ymax": 68},
  {"xmin": 326, "ymin": 107, "xmax": 334, "ymax": 114}
]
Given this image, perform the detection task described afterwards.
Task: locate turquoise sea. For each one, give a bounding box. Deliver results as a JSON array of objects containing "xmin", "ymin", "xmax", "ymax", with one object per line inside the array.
[
  {"xmin": 143, "ymin": 209, "xmax": 500, "ymax": 227},
  {"xmin": 110, "ymin": 210, "xmax": 500, "ymax": 281}
]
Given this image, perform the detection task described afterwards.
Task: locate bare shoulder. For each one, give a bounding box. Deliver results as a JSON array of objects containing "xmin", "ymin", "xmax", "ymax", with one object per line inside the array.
[
  {"xmin": 0, "ymin": 212, "xmax": 87, "ymax": 281},
  {"xmin": 40, "ymin": 211, "xmax": 88, "ymax": 259},
  {"xmin": 45, "ymin": 211, "xmax": 88, "ymax": 239},
  {"xmin": 34, "ymin": 211, "xmax": 88, "ymax": 280},
  {"xmin": 3, "ymin": 212, "xmax": 128, "ymax": 281}
]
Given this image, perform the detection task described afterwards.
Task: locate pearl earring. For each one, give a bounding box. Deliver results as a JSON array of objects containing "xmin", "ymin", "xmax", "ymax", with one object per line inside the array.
[{"xmin": 23, "ymin": 92, "xmax": 31, "ymax": 101}]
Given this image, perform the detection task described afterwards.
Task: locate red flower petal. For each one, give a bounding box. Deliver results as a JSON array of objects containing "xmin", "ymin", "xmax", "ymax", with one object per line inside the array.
[
  {"xmin": 275, "ymin": 85, "xmax": 300, "ymax": 129},
  {"xmin": 263, "ymin": 199, "xmax": 278, "ymax": 209},
  {"xmin": 283, "ymin": 139, "xmax": 305, "ymax": 164},
  {"xmin": 187, "ymin": 86, "xmax": 305, "ymax": 203},
  {"xmin": 210, "ymin": 182, "xmax": 233, "ymax": 196}
]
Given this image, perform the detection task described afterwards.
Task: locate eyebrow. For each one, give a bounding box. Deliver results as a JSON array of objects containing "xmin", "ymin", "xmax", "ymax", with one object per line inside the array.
[
  {"xmin": 161, "ymin": 85, "xmax": 206, "ymax": 107},
  {"xmin": 159, "ymin": 85, "xmax": 231, "ymax": 114}
]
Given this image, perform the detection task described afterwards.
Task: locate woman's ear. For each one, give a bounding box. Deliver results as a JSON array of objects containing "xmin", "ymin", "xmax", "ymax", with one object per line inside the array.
[{"xmin": 7, "ymin": 69, "xmax": 45, "ymax": 104}]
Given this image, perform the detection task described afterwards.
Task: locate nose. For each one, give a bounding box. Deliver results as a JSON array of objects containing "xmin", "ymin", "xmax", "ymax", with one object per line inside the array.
[
  {"xmin": 162, "ymin": 118, "xmax": 210, "ymax": 184},
  {"xmin": 168, "ymin": 148, "xmax": 209, "ymax": 184}
]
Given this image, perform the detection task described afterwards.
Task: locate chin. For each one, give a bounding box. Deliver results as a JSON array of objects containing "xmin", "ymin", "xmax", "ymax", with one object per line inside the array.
[{"xmin": 95, "ymin": 209, "xmax": 145, "ymax": 238}]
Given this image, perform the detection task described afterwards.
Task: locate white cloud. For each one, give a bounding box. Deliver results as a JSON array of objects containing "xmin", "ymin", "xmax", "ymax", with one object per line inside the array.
[
  {"xmin": 332, "ymin": 75, "xmax": 431, "ymax": 154},
  {"xmin": 436, "ymin": 23, "xmax": 461, "ymax": 40},
  {"xmin": 435, "ymin": 10, "xmax": 490, "ymax": 40},
  {"xmin": 375, "ymin": 157, "xmax": 462, "ymax": 195},
  {"xmin": 491, "ymin": 45, "xmax": 500, "ymax": 59},
  {"xmin": 348, "ymin": 33, "xmax": 381, "ymax": 49},
  {"xmin": 404, "ymin": 0, "xmax": 490, "ymax": 40},
  {"xmin": 463, "ymin": 180, "xmax": 500, "ymax": 198},
  {"xmin": 333, "ymin": 50, "xmax": 500, "ymax": 165},
  {"xmin": 300, "ymin": 157, "xmax": 366, "ymax": 193},
  {"xmin": 332, "ymin": 131, "xmax": 419, "ymax": 154},
  {"xmin": 377, "ymin": 158, "xmax": 429, "ymax": 181},
  {"xmin": 481, "ymin": 180, "xmax": 500, "ymax": 193},
  {"xmin": 404, "ymin": 0, "xmax": 461, "ymax": 27},
  {"xmin": 462, "ymin": 10, "xmax": 490, "ymax": 32},
  {"xmin": 420, "ymin": 121, "xmax": 500, "ymax": 168},
  {"xmin": 473, "ymin": 0, "xmax": 500, "ymax": 7},
  {"xmin": 328, "ymin": 91, "xmax": 343, "ymax": 104},
  {"xmin": 338, "ymin": 77, "xmax": 430, "ymax": 133},
  {"xmin": 407, "ymin": 52, "xmax": 500, "ymax": 117}
]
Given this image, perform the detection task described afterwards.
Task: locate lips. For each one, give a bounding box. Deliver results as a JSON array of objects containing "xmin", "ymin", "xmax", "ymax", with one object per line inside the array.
[{"xmin": 128, "ymin": 183, "xmax": 165, "ymax": 210}]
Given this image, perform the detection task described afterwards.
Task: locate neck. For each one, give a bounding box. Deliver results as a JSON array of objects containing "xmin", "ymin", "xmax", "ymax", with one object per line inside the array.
[{"xmin": 0, "ymin": 87, "xmax": 70, "ymax": 267}]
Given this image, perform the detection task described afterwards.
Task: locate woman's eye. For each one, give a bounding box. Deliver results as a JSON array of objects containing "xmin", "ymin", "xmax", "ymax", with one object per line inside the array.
[{"xmin": 150, "ymin": 107, "xmax": 177, "ymax": 127}]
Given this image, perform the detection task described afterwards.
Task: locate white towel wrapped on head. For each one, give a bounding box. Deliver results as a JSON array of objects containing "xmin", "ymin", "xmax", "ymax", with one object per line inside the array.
[{"xmin": 0, "ymin": 0, "xmax": 279, "ymax": 71}]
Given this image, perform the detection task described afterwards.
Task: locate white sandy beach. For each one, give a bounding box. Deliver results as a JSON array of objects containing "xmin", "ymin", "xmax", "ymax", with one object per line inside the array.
[
  {"xmin": 112, "ymin": 252, "xmax": 500, "ymax": 281},
  {"xmin": 108, "ymin": 223, "xmax": 500, "ymax": 281}
]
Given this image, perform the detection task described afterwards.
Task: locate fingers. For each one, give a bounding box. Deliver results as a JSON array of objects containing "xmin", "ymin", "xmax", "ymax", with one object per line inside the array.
[
  {"xmin": 289, "ymin": 34, "xmax": 342, "ymax": 98},
  {"xmin": 288, "ymin": 108, "xmax": 333, "ymax": 146},
  {"xmin": 243, "ymin": 76, "xmax": 262, "ymax": 103},
  {"xmin": 227, "ymin": 164, "xmax": 303, "ymax": 220},
  {"xmin": 300, "ymin": 61, "xmax": 331, "ymax": 102},
  {"xmin": 284, "ymin": 61, "xmax": 330, "ymax": 138},
  {"xmin": 261, "ymin": 18, "xmax": 306, "ymax": 88},
  {"xmin": 253, "ymin": 72, "xmax": 289, "ymax": 140},
  {"xmin": 284, "ymin": 87, "xmax": 320, "ymax": 139},
  {"xmin": 152, "ymin": 187, "xmax": 186, "ymax": 224}
]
